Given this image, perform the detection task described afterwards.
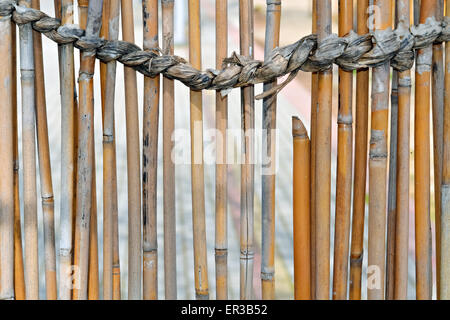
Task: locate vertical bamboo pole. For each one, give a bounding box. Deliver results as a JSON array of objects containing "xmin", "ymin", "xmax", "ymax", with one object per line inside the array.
[
  {"xmin": 239, "ymin": 0, "xmax": 255, "ymax": 301},
  {"xmin": 349, "ymin": 0, "xmax": 369, "ymax": 301},
  {"xmin": 18, "ymin": 0, "xmax": 39, "ymax": 300},
  {"xmin": 0, "ymin": 10, "xmax": 14, "ymax": 301},
  {"xmin": 120, "ymin": 0, "xmax": 142, "ymax": 300},
  {"xmin": 73, "ymin": 0, "xmax": 103, "ymax": 300},
  {"xmin": 414, "ymin": 0, "xmax": 435, "ymax": 301},
  {"xmin": 315, "ymin": 0, "xmax": 332, "ymax": 300},
  {"xmin": 58, "ymin": 0, "xmax": 76, "ymax": 300},
  {"xmin": 368, "ymin": 0, "xmax": 391, "ymax": 301},
  {"xmin": 188, "ymin": 0, "xmax": 209, "ymax": 300},
  {"xmin": 292, "ymin": 117, "xmax": 311, "ymax": 300},
  {"xmin": 11, "ymin": 16, "xmax": 26, "ymax": 301},
  {"xmin": 261, "ymin": 0, "xmax": 281, "ymax": 301},
  {"xmin": 216, "ymin": 0, "xmax": 228, "ymax": 300},
  {"xmin": 441, "ymin": 0, "xmax": 450, "ymax": 300},
  {"xmin": 394, "ymin": 0, "xmax": 411, "ymax": 300},
  {"xmin": 310, "ymin": 0, "xmax": 318, "ymax": 300},
  {"xmin": 142, "ymin": 0, "xmax": 159, "ymax": 301},
  {"xmin": 332, "ymin": 0, "xmax": 353, "ymax": 301},
  {"xmin": 432, "ymin": 0, "xmax": 444, "ymax": 300},
  {"xmin": 100, "ymin": 0, "xmax": 121, "ymax": 301},
  {"xmin": 162, "ymin": 0, "xmax": 176, "ymax": 300},
  {"xmin": 31, "ymin": 0, "xmax": 57, "ymax": 300}
]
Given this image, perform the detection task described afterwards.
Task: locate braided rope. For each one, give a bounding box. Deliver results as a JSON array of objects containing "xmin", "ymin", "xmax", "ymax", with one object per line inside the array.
[{"xmin": 1, "ymin": 0, "xmax": 449, "ymax": 99}]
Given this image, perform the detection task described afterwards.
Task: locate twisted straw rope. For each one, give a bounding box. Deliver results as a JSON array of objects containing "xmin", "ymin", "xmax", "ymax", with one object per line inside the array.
[{"xmin": 1, "ymin": 0, "xmax": 449, "ymax": 99}]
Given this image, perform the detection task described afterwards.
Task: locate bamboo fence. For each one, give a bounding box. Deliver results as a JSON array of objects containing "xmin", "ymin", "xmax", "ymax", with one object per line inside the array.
[{"xmin": 0, "ymin": 0, "xmax": 450, "ymax": 301}]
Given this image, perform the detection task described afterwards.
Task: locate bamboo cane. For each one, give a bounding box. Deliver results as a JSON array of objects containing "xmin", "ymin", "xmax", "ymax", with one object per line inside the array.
[
  {"xmin": 57, "ymin": 0, "xmax": 77, "ymax": 300},
  {"xmin": 100, "ymin": 0, "xmax": 121, "ymax": 301},
  {"xmin": 261, "ymin": 0, "xmax": 281, "ymax": 301},
  {"xmin": 332, "ymin": 0, "xmax": 353, "ymax": 301},
  {"xmin": 0, "ymin": 10, "xmax": 15, "ymax": 301},
  {"xmin": 162, "ymin": 0, "xmax": 176, "ymax": 301},
  {"xmin": 441, "ymin": 0, "xmax": 450, "ymax": 300},
  {"xmin": 394, "ymin": 0, "xmax": 411, "ymax": 300},
  {"xmin": 367, "ymin": 0, "xmax": 391, "ymax": 301},
  {"xmin": 314, "ymin": 0, "xmax": 332, "ymax": 300},
  {"xmin": 310, "ymin": 0, "xmax": 317, "ymax": 300},
  {"xmin": 73, "ymin": 0, "xmax": 103, "ymax": 300},
  {"xmin": 18, "ymin": 0, "xmax": 39, "ymax": 300},
  {"xmin": 31, "ymin": 0, "xmax": 57, "ymax": 301},
  {"xmin": 11, "ymin": 17, "xmax": 26, "ymax": 301},
  {"xmin": 386, "ymin": 69, "xmax": 398, "ymax": 301},
  {"xmin": 292, "ymin": 117, "xmax": 311, "ymax": 301},
  {"xmin": 188, "ymin": 0, "xmax": 209, "ymax": 300},
  {"xmin": 349, "ymin": 0, "xmax": 369, "ymax": 301},
  {"xmin": 432, "ymin": 0, "xmax": 444, "ymax": 300},
  {"xmin": 216, "ymin": 0, "xmax": 228, "ymax": 300},
  {"xmin": 142, "ymin": 0, "xmax": 159, "ymax": 301},
  {"xmin": 120, "ymin": 0, "xmax": 142, "ymax": 300},
  {"xmin": 414, "ymin": 0, "xmax": 435, "ymax": 301},
  {"xmin": 239, "ymin": 0, "xmax": 255, "ymax": 301}
]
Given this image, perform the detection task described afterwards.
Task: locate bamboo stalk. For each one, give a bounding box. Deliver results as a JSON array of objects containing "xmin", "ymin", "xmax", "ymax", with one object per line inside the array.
[
  {"xmin": 310, "ymin": 0, "xmax": 317, "ymax": 300},
  {"xmin": 394, "ymin": 0, "xmax": 411, "ymax": 300},
  {"xmin": 368, "ymin": 0, "xmax": 391, "ymax": 301},
  {"xmin": 386, "ymin": 70, "xmax": 398, "ymax": 301},
  {"xmin": 11, "ymin": 17, "xmax": 26, "ymax": 301},
  {"xmin": 188, "ymin": 0, "xmax": 209, "ymax": 300},
  {"xmin": 73, "ymin": 0, "xmax": 103, "ymax": 300},
  {"xmin": 57, "ymin": 0, "xmax": 77, "ymax": 300},
  {"xmin": 292, "ymin": 117, "xmax": 311, "ymax": 300},
  {"xmin": 120, "ymin": 0, "xmax": 142, "ymax": 300},
  {"xmin": 31, "ymin": 0, "xmax": 57, "ymax": 301},
  {"xmin": 162, "ymin": 0, "xmax": 176, "ymax": 301},
  {"xmin": 441, "ymin": 0, "xmax": 450, "ymax": 300},
  {"xmin": 216, "ymin": 0, "xmax": 228, "ymax": 300},
  {"xmin": 100, "ymin": 0, "xmax": 121, "ymax": 301},
  {"xmin": 88, "ymin": 178, "xmax": 99, "ymax": 300},
  {"xmin": 261, "ymin": 0, "xmax": 281, "ymax": 301},
  {"xmin": 332, "ymin": 0, "xmax": 353, "ymax": 301},
  {"xmin": 432, "ymin": 0, "xmax": 444, "ymax": 300},
  {"xmin": 18, "ymin": 0, "xmax": 39, "ymax": 300},
  {"xmin": 239, "ymin": 0, "xmax": 254, "ymax": 301},
  {"xmin": 349, "ymin": 0, "xmax": 369, "ymax": 301},
  {"xmin": 142, "ymin": 0, "xmax": 159, "ymax": 301},
  {"xmin": 414, "ymin": 0, "xmax": 435, "ymax": 301},
  {"xmin": 314, "ymin": 0, "xmax": 332, "ymax": 300},
  {"xmin": 0, "ymin": 10, "xmax": 15, "ymax": 301}
]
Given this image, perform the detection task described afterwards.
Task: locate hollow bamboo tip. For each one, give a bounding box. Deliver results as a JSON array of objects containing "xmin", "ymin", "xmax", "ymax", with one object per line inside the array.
[{"xmin": 292, "ymin": 116, "xmax": 308, "ymax": 139}]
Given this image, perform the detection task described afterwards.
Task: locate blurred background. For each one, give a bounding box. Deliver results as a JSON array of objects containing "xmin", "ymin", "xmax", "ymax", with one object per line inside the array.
[{"xmin": 17, "ymin": 0, "xmax": 429, "ymax": 299}]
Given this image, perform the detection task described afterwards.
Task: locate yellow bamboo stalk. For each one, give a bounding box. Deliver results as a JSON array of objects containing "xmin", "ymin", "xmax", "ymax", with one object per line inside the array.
[
  {"xmin": 120, "ymin": 0, "xmax": 142, "ymax": 300},
  {"xmin": 188, "ymin": 0, "xmax": 209, "ymax": 300},
  {"xmin": 292, "ymin": 117, "xmax": 311, "ymax": 301},
  {"xmin": 0, "ymin": 9, "xmax": 15, "ymax": 301}
]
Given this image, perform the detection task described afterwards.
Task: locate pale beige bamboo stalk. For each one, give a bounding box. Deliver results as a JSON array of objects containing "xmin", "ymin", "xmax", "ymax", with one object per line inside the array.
[
  {"xmin": 315, "ymin": 0, "xmax": 332, "ymax": 300},
  {"xmin": 239, "ymin": 0, "xmax": 254, "ymax": 301},
  {"xmin": 368, "ymin": 0, "xmax": 391, "ymax": 301},
  {"xmin": 432, "ymin": 0, "xmax": 444, "ymax": 300},
  {"xmin": 441, "ymin": 0, "xmax": 450, "ymax": 300},
  {"xmin": 0, "ymin": 10, "xmax": 15, "ymax": 301},
  {"xmin": 73, "ymin": 0, "xmax": 104, "ymax": 300},
  {"xmin": 261, "ymin": 0, "xmax": 281, "ymax": 301},
  {"xmin": 57, "ymin": 0, "xmax": 77, "ymax": 300},
  {"xmin": 120, "ymin": 0, "xmax": 142, "ymax": 300},
  {"xmin": 100, "ymin": 0, "xmax": 121, "ymax": 301},
  {"xmin": 162, "ymin": 0, "xmax": 176, "ymax": 300},
  {"xmin": 18, "ymin": 0, "xmax": 39, "ymax": 300},
  {"xmin": 188, "ymin": 0, "xmax": 209, "ymax": 300},
  {"xmin": 142, "ymin": 0, "xmax": 159, "ymax": 301},
  {"xmin": 31, "ymin": 0, "xmax": 57, "ymax": 301}
]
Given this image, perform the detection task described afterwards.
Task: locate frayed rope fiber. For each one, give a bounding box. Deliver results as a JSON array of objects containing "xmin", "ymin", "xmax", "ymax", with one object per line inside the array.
[{"xmin": 1, "ymin": 0, "xmax": 450, "ymax": 99}]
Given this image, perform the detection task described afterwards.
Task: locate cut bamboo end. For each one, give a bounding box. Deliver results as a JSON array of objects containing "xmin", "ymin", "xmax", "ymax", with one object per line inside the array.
[{"xmin": 292, "ymin": 116, "xmax": 309, "ymax": 139}]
